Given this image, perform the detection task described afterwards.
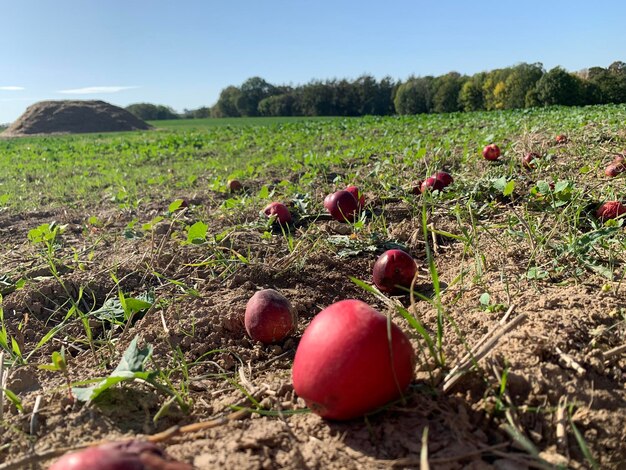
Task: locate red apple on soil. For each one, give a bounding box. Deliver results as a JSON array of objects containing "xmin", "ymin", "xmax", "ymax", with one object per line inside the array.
[
  {"xmin": 227, "ymin": 179, "xmax": 243, "ymax": 193},
  {"xmin": 433, "ymin": 171, "xmax": 454, "ymax": 187},
  {"xmin": 372, "ymin": 249, "xmax": 418, "ymax": 293},
  {"xmin": 555, "ymin": 134, "xmax": 568, "ymax": 144},
  {"xmin": 345, "ymin": 185, "xmax": 365, "ymax": 208},
  {"xmin": 522, "ymin": 152, "xmax": 540, "ymax": 170},
  {"xmin": 292, "ymin": 299, "xmax": 415, "ymax": 420},
  {"xmin": 482, "ymin": 144, "xmax": 501, "ymax": 161},
  {"xmin": 245, "ymin": 289, "xmax": 296, "ymax": 344},
  {"xmin": 323, "ymin": 190, "xmax": 359, "ymax": 222},
  {"xmin": 605, "ymin": 161, "xmax": 625, "ymax": 177},
  {"xmin": 263, "ymin": 202, "xmax": 292, "ymax": 225},
  {"xmin": 49, "ymin": 440, "xmax": 191, "ymax": 470},
  {"xmin": 420, "ymin": 176, "xmax": 444, "ymax": 193},
  {"xmin": 595, "ymin": 201, "xmax": 626, "ymax": 222}
]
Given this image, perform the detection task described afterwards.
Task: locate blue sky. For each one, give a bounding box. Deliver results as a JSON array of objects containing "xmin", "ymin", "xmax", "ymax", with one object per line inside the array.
[{"xmin": 1, "ymin": 0, "xmax": 625, "ymax": 123}]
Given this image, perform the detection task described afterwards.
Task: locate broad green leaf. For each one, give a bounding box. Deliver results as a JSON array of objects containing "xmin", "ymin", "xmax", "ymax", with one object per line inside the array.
[
  {"xmin": 168, "ymin": 199, "xmax": 184, "ymax": 213},
  {"xmin": 503, "ymin": 180, "xmax": 515, "ymax": 197},
  {"xmin": 72, "ymin": 337, "xmax": 155, "ymax": 402},
  {"xmin": 187, "ymin": 221, "xmax": 208, "ymax": 244}
]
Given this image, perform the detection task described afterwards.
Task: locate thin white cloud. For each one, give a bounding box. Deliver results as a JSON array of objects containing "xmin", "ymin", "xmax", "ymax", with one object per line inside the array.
[
  {"xmin": 57, "ymin": 86, "xmax": 139, "ymax": 95},
  {"xmin": 0, "ymin": 86, "xmax": 25, "ymax": 91}
]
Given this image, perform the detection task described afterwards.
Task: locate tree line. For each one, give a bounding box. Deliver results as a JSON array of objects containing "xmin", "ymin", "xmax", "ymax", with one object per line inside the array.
[{"xmin": 125, "ymin": 61, "xmax": 626, "ymax": 120}]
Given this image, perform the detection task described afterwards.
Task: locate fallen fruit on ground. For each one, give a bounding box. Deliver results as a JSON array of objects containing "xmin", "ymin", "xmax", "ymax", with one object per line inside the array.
[
  {"xmin": 345, "ymin": 185, "xmax": 365, "ymax": 208},
  {"xmin": 323, "ymin": 190, "xmax": 359, "ymax": 222},
  {"xmin": 245, "ymin": 289, "xmax": 296, "ymax": 343},
  {"xmin": 372, "ymin": 249, "xmax": 418, "ymax": 293},
  {"xmin": 292, "ymin": 299, "xmax": 415, "ymax": 420},
  {"xmin": 482, "ymin": 144, "xmax": 501, "ymax": 161},
  {"xmin": 263, "ymin": 202, "xmax": 292, "ymax": 225},
  {"xmin": 522, "ymin": 152, "xmax": 540, "ymax": 170},
  {"xmin": 433, "ymin": 171, "xmax": 454, "ymax": 187},
  {"xmin": 420, "ymin": 176, "xmax": 444, "ymax": 193},
  {"xmin": 555, "ymin": 134, "xmax": 568, "ymax": 144},
  {"xmin": 605, "ymin": 162, "xmax": 625, "ymax": 177},
  {"xmin": 49, "ymin": 440, "xmax": 191, "ymax": 470},
  {"xmin": 227, "ymin": 179, "xmax": 243, "ymax": 193},
  {"xmin": 595, "ymin": 201, "xmax": 626, "ymax": 221}
]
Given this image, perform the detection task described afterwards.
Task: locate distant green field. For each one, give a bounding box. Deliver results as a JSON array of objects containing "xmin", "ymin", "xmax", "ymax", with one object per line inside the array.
[
  {"xmin": 148, "ymin": 115, "xmax": 344, "ymax": 129},
  {"xmin": 1, "ymin": 104, "xmax": 625, "ymax": 214}
]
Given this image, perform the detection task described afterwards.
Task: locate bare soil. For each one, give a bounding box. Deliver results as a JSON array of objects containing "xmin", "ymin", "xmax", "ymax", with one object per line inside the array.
[{"xmin": 0, "ymin": 186, "xmax": 624, "ymax": 469}]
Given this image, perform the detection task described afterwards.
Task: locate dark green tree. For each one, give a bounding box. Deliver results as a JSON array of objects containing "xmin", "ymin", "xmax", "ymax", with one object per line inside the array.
[
  {"xmin": 432, "ymin": 72, "xmax": 464, "ymax": 113},
  {"xmin": 533, "ymin": 67, "xmax": 583, "ymax": 106},
  {"xmin": 213, "ymin": 86, "xmax": 241, "ymax": 117},
  {"xmin": 393, "ymin": 77, "xmax": 434, "ymax": 115},
  {"xmin": 459, "ymin": 77, "xmax": 485, "ymax": 111},
  {"xmin": 125, "ymin": 103, "xmax": 179, "ymax": 120},
  {"xmin": 258, "ymin": 94, "xmax": 296, "ymax": 116},
  {"xmin": 503, "ymin": 63, "xmax": 544, "ymax": 109},
  {"xmin": 235, "ymin": 77, "xmax": 277, "ymax": 117}
]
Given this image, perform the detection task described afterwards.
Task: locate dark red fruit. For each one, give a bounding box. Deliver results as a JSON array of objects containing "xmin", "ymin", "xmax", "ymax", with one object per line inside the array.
[
  {"xmin": 227, "ymin": 179, "xmax": 243, "ymax": 193},
  {"xmin": 433, "ymin": 171, "xmax": 453, "ymax": 187},
  {"xmin": 420, "ymin": 177, "xmax": 444, "ymax": 193},
  {"xmin": 323, "ymin": 190, "xmax": 359, "ymax": 222},
  {"xmin": 49, "ymin": 440, "xmax": 191, "ymax": 470},
  {"xmin": 292, "ymin": 299, "xmax": 415, "ymax": 420},
  {"xmin": 605, "ymin": 163, "xmax": 625, "ymax": 178},
  {"xmin": 595, "ymin": 201, "xmax": 626, "ymax": 222},
  {"xmin": 263, "ymin": 202, "xmax": 292, "ymax": 225},
  {"xmin": 245, "ymin": 289, "xmax": 296, "ymax": 344},
  {"xmin": 482, "ymin": 144, "xmax": 501, "ymax": 161},
  {"xmin": 522, "ymin": 152, "xmax": 540, "ymax": 170},
  {"xmin": 345, "ymin": 185, "xmax": 365, "ymax": 208},
  {"xmin": 372, "ymin": 249, "xmax": 418, "ymax": 293}
]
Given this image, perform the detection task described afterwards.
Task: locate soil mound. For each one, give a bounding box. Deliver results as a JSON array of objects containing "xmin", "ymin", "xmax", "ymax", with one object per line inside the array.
[{"xmin": 3, "ymin": 100, "xmax": 152, "ymax": 136}]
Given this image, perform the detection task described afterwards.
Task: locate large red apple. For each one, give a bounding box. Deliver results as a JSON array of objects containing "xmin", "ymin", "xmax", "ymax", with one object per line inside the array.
[
  {"xmin": 245, "ymin": 289, "xmax": 296, "ymax": 343},
  {"xmin": 263, "ymin": 202, "xmax": 292, "ymax": 225},
  {"xmin": 292, "ymin": 299, "xmax": 415, "ymax": 420},
  {"xmin": 482, "ymin": 144, "xmax": 501, "ymax": 161},
  {"xmin": 372, "ymin": 249, "xmax": 418, "ymax": 293},
  {"xmin": 323, "ymin": 190, "xmax": 359, "ymax": 222}
]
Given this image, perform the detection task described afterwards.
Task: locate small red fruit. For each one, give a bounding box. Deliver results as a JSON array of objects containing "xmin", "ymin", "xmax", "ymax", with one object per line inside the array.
[
  {"xmin": 522, "ymin": 152, "xmax": 540, "ymax": 170},
  {"xmin": 482, "ymin": 144, "xmax": 501, "ymax": 161},
  {"xmin": 595, "ymin": 201, "xmax": 626, "ymax": 222},
  {"xmin": 292, "ymin": 299, "xmax": 415, "ymax": 420},
  {"xmin": 433, "ymin": 171, "xmax": 454, "ymax": 187},
  {"xmin": 372, "ymin": 249, "xmax": 418, "ymax": 293},
  {"xmin": 345, "ymin": 185, "xmax": 365, "ymax": 208},
  {"xmin": 49, "ymin": 440, "xmax": 191, "ymax": 470},
  {"xmin": 555, "ymin": 134, "xmax": 568, "ymax": 144},
  {"xmin": 245, "ymin": 289, "xmax": 296, "ymax": 344},
  {"xmin": 263, "ymin": 202, "xmax": 292, "ymax": 225},
  {"xmin": 605, "ymin": 163, "xmax": 625, "ymax": 178},
  {"xmin": 420, "ymin": 176, "xmax": 444, "ymax": 193},
  {"xmin": 323, "ymin": 190, "xmax": 359, "ymax": 222},
  {"xmin": 227, "ymin": 179, "xmax": 243, "ymax": 193}
]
